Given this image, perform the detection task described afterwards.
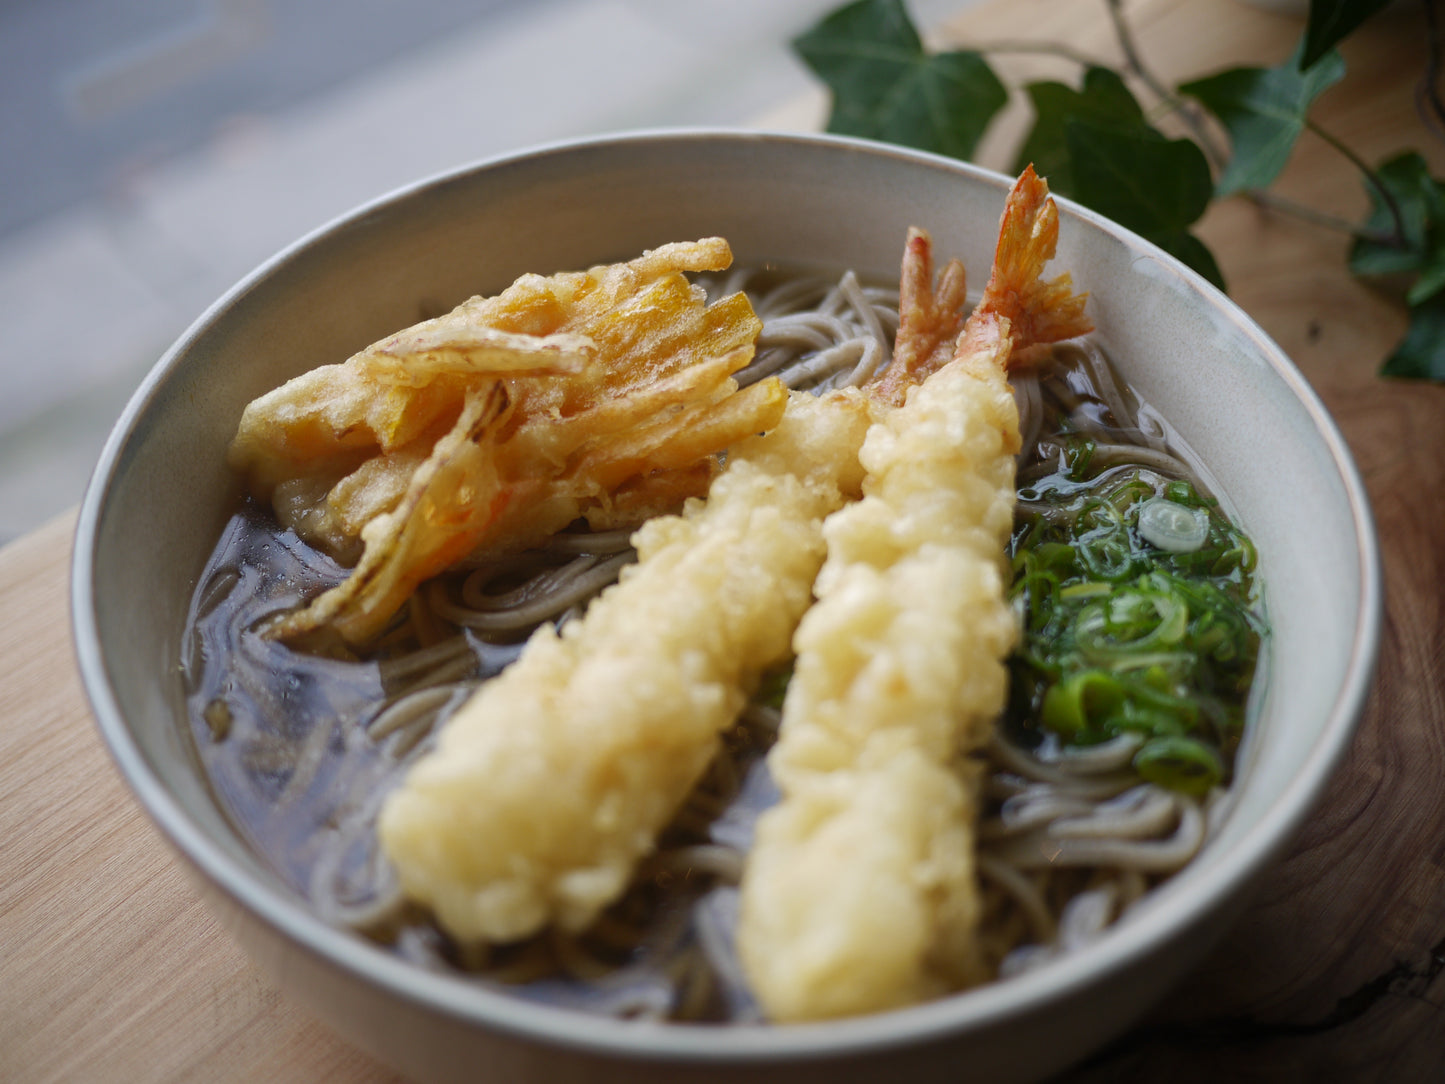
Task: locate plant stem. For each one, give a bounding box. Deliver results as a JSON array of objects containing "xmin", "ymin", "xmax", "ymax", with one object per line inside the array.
[
  {"xmin": 1103, "ymin": 0, "xmax": 1171, "ymax": 104},
  {"xmin": 1098, "ymin": 1, "xmax": 1402, "ymax": 250},
  {"xmin": 1244, "ymin": 189, "xmax": 1397, "ymax": 245},
  {"xmin": 1103, "ymin": 0, "xmax": 1228, "ymax": 171},
  {"xmin": 1306, "ymin": 118, "xmax": 1409, "ymax": 245}
]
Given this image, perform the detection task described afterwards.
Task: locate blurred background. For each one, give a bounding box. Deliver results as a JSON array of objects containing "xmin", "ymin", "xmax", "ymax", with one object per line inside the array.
[{"xmin": 0, "ymin": 0, "xmax": 976, "ymax": 545}]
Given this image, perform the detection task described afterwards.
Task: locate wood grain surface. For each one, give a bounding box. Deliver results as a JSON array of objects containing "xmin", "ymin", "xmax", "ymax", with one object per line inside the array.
[
  {"xmin": 2, "ymin": 1, "xmax": 1443, "ymax": 1081},
  {"xmin": 946, "ymin": 2, "xmax": 1445, "ymax": 1081},
  {"xmin": 0, "ymin": 514, "xmax": 396, "ymax": 1083}
]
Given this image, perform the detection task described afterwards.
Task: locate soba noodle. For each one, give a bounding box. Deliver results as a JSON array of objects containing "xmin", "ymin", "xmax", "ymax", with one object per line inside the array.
[{"xmin": 182, "ymin": 265, "xmax": 1261, "ymax": 1021}]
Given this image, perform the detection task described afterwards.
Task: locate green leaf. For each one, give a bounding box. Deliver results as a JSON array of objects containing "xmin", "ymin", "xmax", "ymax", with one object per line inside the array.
[
  {"xmin": 1064, "ymin": 119, "xmax": 1214, "ymax": 232},
  {"xmin": 1350, "ymin": 154, "xmax": 1445, "ymax": 375},
  {"xmin": 1011, "ymin": 72, "xmax": 1223, "ymax": 289},
  {"xmin": 1381, "ymin": 295, "xmax": 1445, "ymax": 381},
  {"xmin": 1349, "ymin": 152, "xmax": 1445, "ymax": 284},
  {"xmin": 1013, "ymin": 67, "xmax": 1146, "ymax": 196},
  {"xmin": 1063, "ymin": 119, "xmax": 1223, "ymax": 289},
  {"xmin": 1302, "ymin": 0, "xmax": 1393, "ymax": 69},
  {"xmin": 1179, "ymin": 41, "xmax": 1346, "ymax": 197},
  {"xmin": 793, "ymin": 0, "xmax": 1007, "ymax": 160},
  {"xmin": 1406, "ymin": 259, "xmax": 1445, "ymax": 306}
]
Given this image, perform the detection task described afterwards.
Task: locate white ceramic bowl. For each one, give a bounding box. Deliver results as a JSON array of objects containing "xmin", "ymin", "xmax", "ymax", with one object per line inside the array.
[{"xmin": 72, "ymin": 130, "xmax": 1380, "ymax": 1083}]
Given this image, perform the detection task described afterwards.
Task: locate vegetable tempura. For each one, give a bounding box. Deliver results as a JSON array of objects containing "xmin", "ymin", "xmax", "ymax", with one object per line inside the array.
[{"xmin": 228, "ymin": 239, "xmax": 784, "ymax": 646}]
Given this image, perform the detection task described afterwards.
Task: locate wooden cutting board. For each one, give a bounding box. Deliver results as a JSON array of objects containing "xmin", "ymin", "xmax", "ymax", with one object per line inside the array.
[{"xmin": 3, "ymin": 1, "xmax": 1442, "ymax": 1080}]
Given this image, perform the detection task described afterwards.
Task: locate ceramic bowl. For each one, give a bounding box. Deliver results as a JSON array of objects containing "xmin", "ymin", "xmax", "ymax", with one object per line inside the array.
[{"xmin": 72, "ymin": 130, "xmax": 1380, "ymax": 1083}]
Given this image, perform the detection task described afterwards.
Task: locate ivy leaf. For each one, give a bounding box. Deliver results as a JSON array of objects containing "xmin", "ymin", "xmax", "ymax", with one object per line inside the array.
[
  {"xmin": 1301, "ymin": 0, "xmax": 1394, "ymax": 70},
  {"xmin": 1353, "ymin": 155, "xmax": 1445, "ymax": 380},
  {"xmin": 1381, "ymin": 295, "xmax": 1445, "ymax": 380},
  {"xmin": 1179, "ymin": 41, "xmax": 1346, "ymax": 197},
  {"xmin": 1011, "ymin": 70, "xmax": 1223, "ymax": 290},
  {"xmin": 1064, "ymin": 119, "xmax": 1224, "ymax": 289},
  {"xmin": 1408, "ymin": 260, "xmax": 1445, "ymax": 306},
  {"xmin": 794, "ymin": 0, "xmax": 1007, "ymax": 160},
  {"xmin": 1013, "ymin": 67, "xmax": 1146, "ymax": 196},
  {"xmin": 1065, "ymin": 122, "xmax": 1214, "ymax": 232},
  {"xmin": 1349, "ymin": 152, "xmax": 1445, "ymax": 308}
]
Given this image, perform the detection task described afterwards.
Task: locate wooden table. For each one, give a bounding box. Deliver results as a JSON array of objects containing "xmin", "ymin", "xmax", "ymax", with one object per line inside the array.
[{"xmin": 3, "ymin": 1, "xmax": 1442, "ymax": 1080}]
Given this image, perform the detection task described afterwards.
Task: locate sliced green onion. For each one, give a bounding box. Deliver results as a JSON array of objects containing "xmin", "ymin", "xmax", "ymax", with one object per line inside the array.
[
  {"xmin": 1138, "ymin": 497, "xmax": 1209, "ymax": 553},
  {"xmin": 1007, "ymin": 461, "xmax": 1262, "ymax": 792},
  {"xmin": 1059, "ymin": 581, "xmax": 1112, "ymax": 600},
  {"xmin": 1133, "ymin": 735, "xmax": 1225, "ymax": 796},
  {"xmin": 1041, "ymin": 669, "xmax": 1126, "ymax": 735}
]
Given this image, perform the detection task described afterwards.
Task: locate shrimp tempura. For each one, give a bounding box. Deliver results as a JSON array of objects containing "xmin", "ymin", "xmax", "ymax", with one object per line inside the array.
[
  {"xmin": 377, "ymin": 390, "xmax": 874, "ymax": 942},
  {"xmin": 737, "ymin": 167, "xmax": 1091, "ymax": 1021}
]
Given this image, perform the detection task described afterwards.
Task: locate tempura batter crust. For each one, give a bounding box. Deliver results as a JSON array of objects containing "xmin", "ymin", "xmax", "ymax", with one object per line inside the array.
[
  {"xmin": 377, "ymin": 391, "xmax": 873, "ymax": 943},
  {"xmin": 738, "ymin": 167, "xmax": 1090, "ymax": 1022},
  {"xmin": 739, "ymin": 357, "xmax": 1020, "ymax": 1020}
]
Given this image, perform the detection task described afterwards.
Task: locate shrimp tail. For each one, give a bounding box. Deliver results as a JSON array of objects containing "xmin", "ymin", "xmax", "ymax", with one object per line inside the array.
[
  {"xmin": 969, "ymin": 164, "xmax": 1092, "ymax": 368},
  {"xmin": 870, "ymin": 229, "xmax": 969, "ymax": 405}
]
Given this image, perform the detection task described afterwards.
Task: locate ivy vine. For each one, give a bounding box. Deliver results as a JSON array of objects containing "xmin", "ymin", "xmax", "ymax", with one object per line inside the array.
[{"xmin": 794, "ymin": 0, "xmax": 1444, "ymax": 380}]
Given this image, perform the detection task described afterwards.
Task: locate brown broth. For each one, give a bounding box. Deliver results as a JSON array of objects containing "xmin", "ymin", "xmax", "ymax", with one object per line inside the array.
[{"xmin": 181, "ymin": 501, "xmax": 772, "ymax": 1019}]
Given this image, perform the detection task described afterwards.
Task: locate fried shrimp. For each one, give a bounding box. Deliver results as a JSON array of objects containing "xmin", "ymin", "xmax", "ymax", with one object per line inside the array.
[
  {"xmin": 737, "ymin": 167, "xmax": 1092, "ymax": 1021},
  {"xmin": 377, "ymin": 391, "xmax": 874, "ymax": 942}
]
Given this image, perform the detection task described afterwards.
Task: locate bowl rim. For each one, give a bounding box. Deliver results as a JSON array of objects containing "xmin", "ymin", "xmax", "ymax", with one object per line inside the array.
[{"xmin": 71, "ymin": 126, "xmax": 1382, "ymax": 1064}]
